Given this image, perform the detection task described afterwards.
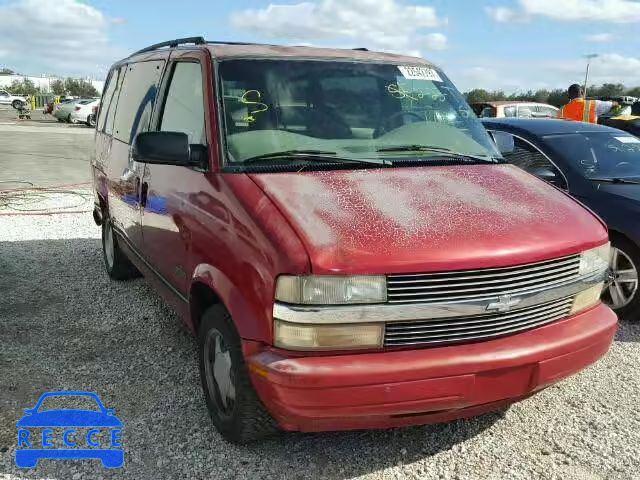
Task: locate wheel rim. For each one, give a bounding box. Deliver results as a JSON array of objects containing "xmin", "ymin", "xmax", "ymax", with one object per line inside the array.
[
  {"xmin": 203, "ymin": 329, "xmax": 236, "ymax": 418},
  {"xmin": 603, "ymin": 246, "xmax": 638, "ymax": 309},
  {"xmin": 104, "ymin": 222, "xmax": 115, "ymax": 269}
]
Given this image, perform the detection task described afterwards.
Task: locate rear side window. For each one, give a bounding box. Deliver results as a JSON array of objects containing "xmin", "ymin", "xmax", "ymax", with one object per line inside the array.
[
  {"xmin": 160, "ymin": 62, "xmax": 205, "ymax": 144},
  {"xmin": 112, "ymin": 60, "xmax": 164, "ymax": 144},
  {"xmin": 97, "ymin": 68, "xmax": 120, "ymax": 132},
  {"xmin": 503, "ymin": 106, "xmax": 516, "ymax": 117}
]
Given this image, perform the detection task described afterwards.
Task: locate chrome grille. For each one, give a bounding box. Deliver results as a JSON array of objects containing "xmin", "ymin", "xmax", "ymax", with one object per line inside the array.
[
  {"xmin": 384, "ymin": 296, "xmax": 573, "ymax": 347},
  {"xmin": 386, "ymin": 255, "xmax": 580, "ymax": 304}
]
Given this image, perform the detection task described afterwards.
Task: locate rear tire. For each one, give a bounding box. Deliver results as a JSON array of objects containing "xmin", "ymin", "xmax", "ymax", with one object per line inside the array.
[
  {"xmin": 603, "ymin": 236, "xmax": 640, "ymax": 321},
  {"xmin": 101, "ymin": 218, "xmax": 139, "ymax": 280},
  {"xmin": 199, "ymin": 305, "xmax": 278, "ymax": 443},
  {"xmin": 12, "ymin": 99, "xmax": 23, "ymax": 109}
]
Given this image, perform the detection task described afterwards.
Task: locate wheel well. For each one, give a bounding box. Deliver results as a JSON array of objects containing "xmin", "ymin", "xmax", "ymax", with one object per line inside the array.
[{"xmin": 190, "ymin": 282, "xmax": 221, "ymax": 332}]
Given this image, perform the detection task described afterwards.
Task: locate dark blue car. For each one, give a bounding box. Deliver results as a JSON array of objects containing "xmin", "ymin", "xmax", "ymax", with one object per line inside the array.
[
  {"xmin": 482, "ymin": 118, "xmax": 640, "ymax": 319},
  {"xmin": 15, "ymin": 391, "xmax": 123, "ymax": 468}
]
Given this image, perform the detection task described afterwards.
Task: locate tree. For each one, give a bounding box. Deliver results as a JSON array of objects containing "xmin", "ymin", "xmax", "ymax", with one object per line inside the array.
[
  {"xmin": 50, "ymin": 79, "xmax": 65, "ymax": 95},
  {"xmin": 547, "ymin": 89, "xmax": 567, "ymax": 108},
  {"xmin": 6, "ymin": 78, "xmax": 39, "ymax": 95},
  {"xmin": 63, "ymin": 78, "xmax": 99, "ymax": 97},
  {"xmin": 590, "ymin": 83, "xmax": 625, "ymax": 98},
  {"xmin": 0, "ymin": 67, "xmax": 15, "ymax": 75},
  {"xmin": 464, "ymin": 89, "xmax": 492, "ymax": 104},
  {"xmin": 626, "ymin": 86, "xmax": 640, "ymax": 98}
]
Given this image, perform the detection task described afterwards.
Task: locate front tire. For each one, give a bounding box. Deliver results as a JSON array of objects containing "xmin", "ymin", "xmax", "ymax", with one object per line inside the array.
[
  {"xmin": 603, "ymin": 236, "xmax": 640, "ymax": 320},
  {"xmin": 199, "ymin": 305, "xmax": 278, "ymax": 443},
  {"xmin": 101, "ymin": 219, "xmax": 139, "ymax": 280}
]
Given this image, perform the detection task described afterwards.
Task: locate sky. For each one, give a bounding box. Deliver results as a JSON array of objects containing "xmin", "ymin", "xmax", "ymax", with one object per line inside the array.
[{"xmin": 0, "ymin": 0, "xmax": 639, "ymax": 92}]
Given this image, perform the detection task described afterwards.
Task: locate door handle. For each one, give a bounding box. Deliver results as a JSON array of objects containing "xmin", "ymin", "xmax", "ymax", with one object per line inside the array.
[{"xmin": 140, "ymin": 181, "xmax": 149, "ymax": 208}]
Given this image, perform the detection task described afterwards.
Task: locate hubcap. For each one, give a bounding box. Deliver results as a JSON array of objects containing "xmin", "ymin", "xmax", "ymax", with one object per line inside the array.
[
  {"xmin": 104, "ymin": 223, "xmax": 115, "ymax": 269},
  {"xmin": 603, "ymin": 246, "xmax": 638, "ymax": 309},
  {"xmin": 204, "ymin": 329, "xmax": 236, "ymax": 417}
]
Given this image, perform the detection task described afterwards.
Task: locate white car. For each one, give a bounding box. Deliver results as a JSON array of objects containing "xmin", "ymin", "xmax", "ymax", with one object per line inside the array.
[
  {"xmin": 0, "ymin": 90, "xmax": 28, "ymax": 108},
  {"xmin": 70, "ymin": 99, "xmax": 99, "ymax": 126}
]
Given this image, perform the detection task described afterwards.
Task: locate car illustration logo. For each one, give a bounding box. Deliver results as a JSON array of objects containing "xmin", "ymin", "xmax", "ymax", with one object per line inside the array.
[
  {"xmin": 15, "ymin": 391, "xmax": 123, "ymax": 468},
  {"xmin": 486, "ymin": 294, "xmax": 522, "ymax": 312}
]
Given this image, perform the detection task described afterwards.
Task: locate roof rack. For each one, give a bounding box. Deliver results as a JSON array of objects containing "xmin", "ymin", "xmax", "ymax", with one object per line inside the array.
[
  {"xmin": 130, "ymin": 36, "xmax": 206, "ymax": 57},
  {"xmin": 207, "ymin": 40, "xmax": 268, "ymax": 46}
]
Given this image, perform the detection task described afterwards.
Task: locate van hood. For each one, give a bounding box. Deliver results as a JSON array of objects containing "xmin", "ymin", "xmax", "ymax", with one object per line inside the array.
[{"xmin": 250, "ymin": 165, "xmax": 607, "ymax": 274}]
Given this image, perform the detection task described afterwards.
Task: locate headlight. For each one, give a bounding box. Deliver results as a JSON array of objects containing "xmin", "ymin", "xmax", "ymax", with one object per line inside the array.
[
  {"xmin": 579, "ymin": 243, "xmax": 610, "ymax": 276},
  {"xmin": 275, "ymin": 275, "xmax": 387, "ymax": 305},
  {"xmin": 274, "ymin": 320, "xmax": 383, "ymax": 350},
  {"xmin": 570, "ymin": 283, "xmax": 604, "ymax": 314}
]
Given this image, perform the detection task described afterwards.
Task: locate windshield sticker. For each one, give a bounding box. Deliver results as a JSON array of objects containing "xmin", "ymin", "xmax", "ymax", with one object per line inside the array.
[
  {"xmin": 240, "ymin": 90, "xmax": 269, "ymax": 124},
  {"xmin": 398, "ymin": 66, "xmax": 442, "ymax": 82},
  {"xmin": 615, "ymin": 136, "xmax": 640, "ymax": 144}
]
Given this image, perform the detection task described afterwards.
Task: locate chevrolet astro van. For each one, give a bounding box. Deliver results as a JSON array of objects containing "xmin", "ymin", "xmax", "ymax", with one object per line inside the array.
[{"xmin": 91, "ymin": 37, "xmax": 617, "ymax": 442}]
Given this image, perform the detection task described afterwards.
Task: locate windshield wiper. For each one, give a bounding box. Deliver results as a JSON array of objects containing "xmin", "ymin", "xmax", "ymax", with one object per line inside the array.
[
  {"xmin": 377, "ymin": 144, "xmax": 453, "ymax": 154},
  {"xmin": 242, "ymin": 150, "xmax": 391, "ymax": 166},
  {"xmin": 590, "ymin": 177, "xmax": 640, "ymax": 185},
  {"xmin": 376, "ymin": 144, "xmax": 500, "ymax": 163}
]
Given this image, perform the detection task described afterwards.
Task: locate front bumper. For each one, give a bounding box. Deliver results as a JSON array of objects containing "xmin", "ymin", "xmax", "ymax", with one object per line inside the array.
[{"xmin": 246, "ymin": 303, "xmax": 617, "ymax": 432}]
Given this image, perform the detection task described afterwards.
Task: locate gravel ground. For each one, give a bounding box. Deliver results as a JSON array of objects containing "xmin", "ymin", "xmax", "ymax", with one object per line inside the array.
[{"xmin": 1, "ymin": 191, "xmax": 639, "ymax": 480}]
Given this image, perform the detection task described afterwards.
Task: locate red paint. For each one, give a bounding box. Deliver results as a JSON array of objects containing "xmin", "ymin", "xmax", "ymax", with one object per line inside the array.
[
  {"xmin": 247, "ymin": 304, "xmax": 617, "ymax": 432},
  {"xmin": 250, "ymin": 165, "xmax": 608, "ymax": 274},
  {"xmin": 92, "ymin": 43, "xmax": 617, "ymax": 434}
]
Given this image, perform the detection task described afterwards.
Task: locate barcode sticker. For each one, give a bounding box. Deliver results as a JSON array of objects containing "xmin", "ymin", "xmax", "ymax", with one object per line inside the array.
[{"xmin": 398, "ymin": 66, "xmax": 442, "ymax": 82}]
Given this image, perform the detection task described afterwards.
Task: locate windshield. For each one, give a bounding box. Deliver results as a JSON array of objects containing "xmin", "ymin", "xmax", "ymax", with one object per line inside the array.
[
  {"xmin": 218, "ymin": 59, "xmax": 499, "ymax": 171},
  {"xmin": 544, "ymin": 132, "xmax": 640, "ymax": 179}
]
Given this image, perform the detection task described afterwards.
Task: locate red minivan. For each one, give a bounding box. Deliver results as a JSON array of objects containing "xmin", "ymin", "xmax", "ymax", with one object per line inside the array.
[{"xmin": 92, "ymin": 37, "xmax": 617, "ymax": 443}]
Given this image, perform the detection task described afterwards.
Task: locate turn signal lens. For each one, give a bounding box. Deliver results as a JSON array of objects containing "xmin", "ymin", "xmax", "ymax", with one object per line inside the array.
[
  {"xmin": 274, "ymin": 320, "xmax": 383, "ymax": 351},
  {"xmin": 579, "ymin": 244, "xmax": 610, "ymax": 276},
  {"xmin": 570, "ymin": 283, "xmax": 604, "ymax": 315}
]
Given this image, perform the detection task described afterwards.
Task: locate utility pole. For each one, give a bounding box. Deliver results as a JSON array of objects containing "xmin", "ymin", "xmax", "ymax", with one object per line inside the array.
[{"xmin": 583, "ymin": 54, "xmax": 598, "ymax": 98}]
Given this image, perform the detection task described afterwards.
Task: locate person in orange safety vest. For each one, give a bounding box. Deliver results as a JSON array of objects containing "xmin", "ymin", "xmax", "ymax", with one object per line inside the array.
[{"xmin": 557, "ymin": 84, "xmax": 617, "ymax": 123}]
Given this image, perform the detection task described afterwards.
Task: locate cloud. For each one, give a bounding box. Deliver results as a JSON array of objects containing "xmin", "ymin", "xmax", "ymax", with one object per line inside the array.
[
  {"xmin": 0, "ymin": 0, "xmax": 125, "ymax": 77},
  {"xmin": 230, "ymin": 0, "xmax": 448, "ymax": 53},
  {"xmin": 449, "ymin": 53, "xmax": 640, "ymax": 93},
  {"xmin": 424, "ymin": 33, "xmax": 447, "ymax": 50},
  {"xmin": 484, "ymin": 6, "xmax": 526, "ymax": 22},
  {"xmin": 584, "ymin": 33, "xmax": 615, "ymax": 43},
  {"xmin": 487, "ymin": 0, "xmax": 640, "ymax": 23}
]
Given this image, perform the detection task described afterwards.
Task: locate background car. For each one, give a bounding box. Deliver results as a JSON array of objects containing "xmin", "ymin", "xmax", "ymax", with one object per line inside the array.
[
  {"xmin": 472, "ymin": 101, "xmax": 559, "ymax": 119},
  {"xmin": 599, "ymin": 100, "xmax": 640, "ymax": 138},
  {"xmin": 70, "ymin": 99, "xmax": 100, "ymax": 126},
  {"xmin": 54, "ymin": 98, "xmax": 95, "ymax": 123},
  {"xmin": 0, "ymin": 89, "xmax": 28, "ymax": 108},
  {"xmin": 483, "ymin": 117, "xmax": 640, "ymax": 318}
]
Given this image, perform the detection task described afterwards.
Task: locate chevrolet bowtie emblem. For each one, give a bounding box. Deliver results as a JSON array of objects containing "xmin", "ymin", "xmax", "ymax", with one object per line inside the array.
[{"xmin": 486, "ymin": 294, "xmax": 522, "ymax": 312}]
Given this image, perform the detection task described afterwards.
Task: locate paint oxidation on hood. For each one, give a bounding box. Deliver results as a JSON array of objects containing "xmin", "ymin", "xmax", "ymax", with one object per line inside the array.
[{"xmin": 250, "ymin": 165, "xmax": 607, "ymax": 274}]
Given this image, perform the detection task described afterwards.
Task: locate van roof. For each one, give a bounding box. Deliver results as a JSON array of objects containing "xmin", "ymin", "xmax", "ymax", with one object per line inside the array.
[
  {"xmin": 122, "ymin": 37, "xmax": 436, "ymax": 67},
  {"xmin": 205, "ymin": 43, "xmax": 435, "ymax": 66}
]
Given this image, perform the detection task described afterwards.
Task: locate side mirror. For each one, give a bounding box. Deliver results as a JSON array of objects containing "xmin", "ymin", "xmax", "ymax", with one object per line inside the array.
[
  {"xmin": 132, "ymin": 131, "xmax": 191, "ymax": 166},
  {"xmin": 490, "ymin": 131, "xmax": 515, "ymax": 154},
  {"xmin": 531, "ymin": 167, "xmax": 558, "ymax": 182}
]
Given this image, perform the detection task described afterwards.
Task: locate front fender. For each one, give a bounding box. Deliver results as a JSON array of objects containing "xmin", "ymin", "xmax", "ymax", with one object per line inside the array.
[{"xmin": 191, "ymin": 263, "xmax": 272, "ymax": 343}]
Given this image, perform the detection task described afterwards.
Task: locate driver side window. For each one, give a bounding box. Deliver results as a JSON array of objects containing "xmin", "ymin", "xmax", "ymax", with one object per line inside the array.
[{"xmin": 499, "ymin": 134, "xmax": 567, "ymax": 188}]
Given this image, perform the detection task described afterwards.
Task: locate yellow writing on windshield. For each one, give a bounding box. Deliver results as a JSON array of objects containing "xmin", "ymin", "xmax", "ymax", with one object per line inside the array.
[
  {"xmin": 386, "ymin": 83, "xmax": 446, "ymax": 103},
  {"xmin": 240, "ymin": 90, "xmax": 269, "ymax": 124}
]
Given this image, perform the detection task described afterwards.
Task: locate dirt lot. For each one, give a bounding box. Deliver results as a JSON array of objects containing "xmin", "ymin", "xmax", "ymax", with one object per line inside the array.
[{"xmin": 0, "ymin": 119, "xmax": 639, "ymax": 480}]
